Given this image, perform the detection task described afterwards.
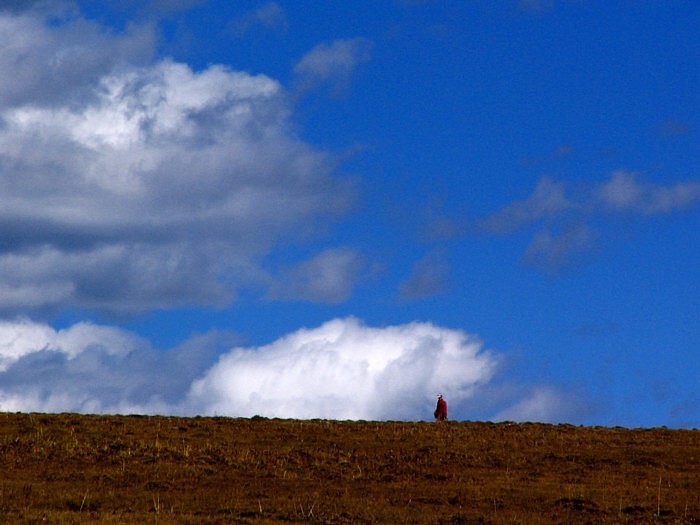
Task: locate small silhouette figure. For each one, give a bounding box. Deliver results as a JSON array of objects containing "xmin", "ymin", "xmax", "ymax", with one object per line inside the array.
[{"xmin": 434, "ymin": 394, "xmax": 448, "ymax": 421}]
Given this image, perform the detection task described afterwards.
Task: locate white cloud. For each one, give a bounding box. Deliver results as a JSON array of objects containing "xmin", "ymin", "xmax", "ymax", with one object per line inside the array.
[
  {"xmin": 0, "ymin": 318, "xmax": 141, "ymax": 371},
  {"xmin": 0, "ymin": 317, "xmax": 530, "ymax": 420},
  {"xmin": 0, "ymin": 318, "xmax": 55, "ymax": 371},
  {"xmin": 0, "ymin": 317, "xmax": 582, "ymax": 422},
  {"xmin": 294, "ymin": 38, "xmax": 373, "ymax": 93},
  {"xmin": 186, "ymin": 317, "xmax": 499, "ymax": 419},
  {"xmin": 0, "ymin": 319, "xmax": 225, "ymax": 414},
  {"xmin": 0, "ymin": 8, "xmax": 356, "ymax": 315},
  {"xmin": 0, "ymin": 5, "xmax": 154, "ymax": 107}
]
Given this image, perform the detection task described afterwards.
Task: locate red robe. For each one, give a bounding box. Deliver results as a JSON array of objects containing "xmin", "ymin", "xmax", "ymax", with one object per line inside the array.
[{"xmin": 434, "ymin": 397, "xmax": 447, "ymax": 420}]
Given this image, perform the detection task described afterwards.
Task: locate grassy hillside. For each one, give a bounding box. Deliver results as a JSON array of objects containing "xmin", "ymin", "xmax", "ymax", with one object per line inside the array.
[{"xmin": 0, "ymin": 412, "xmax": 698, "ymax": 523}]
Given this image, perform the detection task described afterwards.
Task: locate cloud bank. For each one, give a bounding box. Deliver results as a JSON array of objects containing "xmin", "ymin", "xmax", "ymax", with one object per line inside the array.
[
  {"xmin": 0, "ymin": 317, "xmax": 573, "ymax": 422},
  {"xmin": 0, "ymin": 6, "xmax": 356, "ymax": 315}
]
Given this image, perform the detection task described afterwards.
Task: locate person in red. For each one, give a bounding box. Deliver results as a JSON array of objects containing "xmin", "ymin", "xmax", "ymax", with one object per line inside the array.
[{"xmin": 434, "ymin": 394, "xmax": 447, "ymax": 421}]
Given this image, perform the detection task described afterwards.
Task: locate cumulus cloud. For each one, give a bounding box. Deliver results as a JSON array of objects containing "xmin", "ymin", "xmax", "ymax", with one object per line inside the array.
[
  {"xmin": 0, "ymin": 318, "xmax": 226, "ymax": 414},
  {"xmin": 0, "ymin": 7, "xmax": 356, "ymax": 315},
  {"xmin": 0, "ymin": 4, "xmax": 154, "ymax": 107},
  {"xmin": 0, "ymin": 317, "xmax": 571, "ymax": 421},
  {"xmin": 294, "ymin": 38, "xmax": 373, "ymax": 94},
  {"xmin": 186, "ymin": 317, "xmax": 500, "ymax": 419}
]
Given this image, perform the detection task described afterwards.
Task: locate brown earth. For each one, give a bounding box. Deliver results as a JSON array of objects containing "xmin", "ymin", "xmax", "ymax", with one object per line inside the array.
[{"xmin": 0, "ymin": 412, "xmax": 698, "ymax": 524}]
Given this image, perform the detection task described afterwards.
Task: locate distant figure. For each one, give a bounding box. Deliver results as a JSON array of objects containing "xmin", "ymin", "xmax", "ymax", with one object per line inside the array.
[{"xmin": 434, "ymin": 394, "xmax": 448, "ymax": 421}]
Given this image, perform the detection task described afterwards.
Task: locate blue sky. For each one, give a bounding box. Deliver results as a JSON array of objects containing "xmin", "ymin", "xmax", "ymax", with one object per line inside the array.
[{"xmin": 0, "ymin": 1, "xmax": 698, "ymax": 427}]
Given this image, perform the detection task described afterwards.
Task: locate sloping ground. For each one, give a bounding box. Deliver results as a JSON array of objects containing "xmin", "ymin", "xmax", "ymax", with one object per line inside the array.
[{"xmin": 0, "ymin": 412, "xmax": 698, "ymax": 523}]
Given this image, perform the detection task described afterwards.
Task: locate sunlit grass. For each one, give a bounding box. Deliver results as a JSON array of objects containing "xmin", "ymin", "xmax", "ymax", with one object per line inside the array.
[{"xmin": 0, "ymin": 413, "xmax": 698, "ymax": 523}]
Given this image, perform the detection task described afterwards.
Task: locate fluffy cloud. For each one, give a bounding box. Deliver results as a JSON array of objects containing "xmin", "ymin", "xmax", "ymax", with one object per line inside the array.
[
  {"xmin": 0, "ymin": 3, "xmax": 154, "ymax": 107},
  {"xmin": 0, "ymin": 7, "xmax": 355, "ymax": 315},
  {"xmin": 186, "ymin": 317, "xmax": 499, "ymax": 419},
  {"xmin": 0, "ymin": 316, "xmax": 569, "ymax": 422},
  {"xmin": 0, "ymin": 318, "xmax": 224, "ymax": 414}
]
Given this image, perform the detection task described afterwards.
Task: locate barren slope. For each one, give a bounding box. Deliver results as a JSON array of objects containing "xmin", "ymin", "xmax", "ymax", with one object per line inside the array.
[{"xmin": 0, "ymin": 413, "xmax": 698, "ymax": 523}]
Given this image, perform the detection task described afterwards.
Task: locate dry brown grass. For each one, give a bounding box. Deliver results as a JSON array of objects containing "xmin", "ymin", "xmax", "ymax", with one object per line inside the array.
[{"xmin": 0, "ymin": 412, "xmax": 698, "ymax": 523}]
